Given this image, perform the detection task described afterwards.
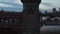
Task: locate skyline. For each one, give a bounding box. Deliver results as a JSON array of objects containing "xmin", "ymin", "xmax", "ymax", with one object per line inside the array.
[{"xmin": 0, "ymin": 0, "xmax": 60, "ymax": 12}]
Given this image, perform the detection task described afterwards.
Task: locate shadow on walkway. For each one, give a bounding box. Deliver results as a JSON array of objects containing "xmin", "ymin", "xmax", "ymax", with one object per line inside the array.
[{"xmin": 0, "ymin": 28, "xmax": 18, "ymax": 34}]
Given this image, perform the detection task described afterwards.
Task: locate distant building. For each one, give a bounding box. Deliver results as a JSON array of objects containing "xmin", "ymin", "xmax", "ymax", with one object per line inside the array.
[
  {"xmin": 52, "ymin": 8, "xmax": 56, "ymax": 13},
  {"xmin": 45, "ymin": 10, "xmax": 47, "ymax": 14},
  {"xmin": 59, "ymin": 8, "xmax": 60, "ymax": 12}
]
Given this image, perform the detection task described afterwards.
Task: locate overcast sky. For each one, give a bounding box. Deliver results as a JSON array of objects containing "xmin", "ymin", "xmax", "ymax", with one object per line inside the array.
[
  {"xmin": 0, "ymin": 0, "xmax": 60, "ymax": 12},
  {"xmin": 40, "ymin": 0, "xmax": 60, "ymax": 10}
]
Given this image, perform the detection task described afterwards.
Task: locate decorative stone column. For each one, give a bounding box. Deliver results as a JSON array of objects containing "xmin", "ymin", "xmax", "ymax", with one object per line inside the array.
[{"xmin": 21, "ymin": 0, "xmax": 41, "ymax": 34}]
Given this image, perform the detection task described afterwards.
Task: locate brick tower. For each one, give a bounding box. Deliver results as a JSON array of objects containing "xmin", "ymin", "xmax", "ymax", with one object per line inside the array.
[{"xmin": 21, "ymin": 0, "xmax": 41, "ymax": 34}]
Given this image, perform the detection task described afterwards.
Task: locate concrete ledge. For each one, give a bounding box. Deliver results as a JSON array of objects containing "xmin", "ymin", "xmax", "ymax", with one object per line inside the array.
[{"xmin": 40, "ymin": 26, "xmax": 60, "ymax": 34}]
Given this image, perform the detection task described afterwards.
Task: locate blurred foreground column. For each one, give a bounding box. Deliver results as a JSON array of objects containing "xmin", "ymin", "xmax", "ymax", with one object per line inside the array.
[{"xmin": 21, "ymin": 0, "xmax": 41, "ymax": 34}]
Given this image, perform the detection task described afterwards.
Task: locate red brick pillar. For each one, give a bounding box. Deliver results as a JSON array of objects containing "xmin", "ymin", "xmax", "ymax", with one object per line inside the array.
[{"xmin": 21, "ymin": 0, "xmax": 41, "ymax": 34}]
